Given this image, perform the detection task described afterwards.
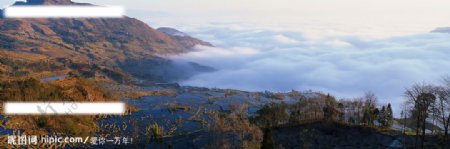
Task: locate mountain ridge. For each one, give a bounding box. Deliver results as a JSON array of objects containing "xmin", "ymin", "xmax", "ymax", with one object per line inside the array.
[{"xmin": 0, "ymin": 0, "xmax": 214, "ymax": 83}]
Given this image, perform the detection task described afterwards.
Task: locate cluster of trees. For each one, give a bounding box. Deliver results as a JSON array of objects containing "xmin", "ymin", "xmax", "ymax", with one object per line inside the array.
[
  {"xmin": 403, "ymin": 77, "xmax": 450, "ymax": 148},
  {"xmin": 253, "ymin": 92, "xmax": 394, "ymax": 129},
  {"xmin": 251, "ymin": 82, "xmax": 450, "ymax": 149},
  {"xmin": 340, "ymin": 92, "xmax": 394, "ymax": 128},
  {"xmin": 251, "ymin": 92, "xmax": 395, "ymax": 149},
  {"xmin": 379, "ymin": 104, "xmax": 394, "ymax": 128}
]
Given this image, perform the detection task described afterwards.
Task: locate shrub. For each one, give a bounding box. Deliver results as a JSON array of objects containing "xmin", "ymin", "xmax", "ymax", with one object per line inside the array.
[
  {"xmin": 145, "ymin": 123, "xmax": 164, "ymax": 143},
  {"xmin": 36, "ymin": 117, "xmax": 48, "ymax": 128}
]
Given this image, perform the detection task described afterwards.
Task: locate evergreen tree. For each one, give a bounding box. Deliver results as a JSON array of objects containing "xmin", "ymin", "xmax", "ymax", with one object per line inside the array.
[
  {"xmin": 386, "ymin": 103, "xmax": 394, "ymax": 127},
  {"xmin": 378, "ymin": 106, "xmax": 387, "ymax": 127},
  {"xmin": 373, "ymin": 108, "xmax": 380, "ymax": 125},
  {"xmin": 323, "ymin": 94, "xmax": 339, "ymax": 121},
  {"xmin": 377, "ymin": 104, "xmax": 394, "ymax": 128},
  {"xmin": 363, "ymin": 107, "xmax": 379, "ymax": 126}
]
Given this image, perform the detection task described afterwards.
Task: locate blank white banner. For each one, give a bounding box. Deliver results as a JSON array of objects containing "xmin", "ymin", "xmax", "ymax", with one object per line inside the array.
[
  {"xmin": 4, "ymin": 102, "xmax": 126, "ymax": 115},
  {"xmin": 4, "ymin": 6, "xmax": 125, "ymax": 18}
]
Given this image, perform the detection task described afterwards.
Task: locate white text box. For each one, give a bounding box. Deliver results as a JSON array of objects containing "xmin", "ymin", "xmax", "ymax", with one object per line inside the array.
[
  {"xmin": 4, "ymin": 102, "xmax": 126, "ymax": 115},
  {"xmin": 4, "ymin": 6, "xmax": 124, "ymax": 18}
]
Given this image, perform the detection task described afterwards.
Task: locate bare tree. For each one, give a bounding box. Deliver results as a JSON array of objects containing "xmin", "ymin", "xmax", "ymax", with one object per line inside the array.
[
  {"xmin": 436, "ymin": 77, "xmax": 450, "ymax": 147},
  {"xmin": 405, "ymin": 83, "xmax": 437, "ymax": 149},
  {"xmin": 399, "ymin": 102, "xmax": 411, "ymax": 149},
  {"xmin": 355, "ymin": 97, "xmax": 365, "ymax": 125},
  {"xmin": 364, "ymin": 91, "xmax": 378, "ymax": 109},
  {"xmin": 362, "ymin": 91, "xmax": 378, "ymax": 126}
]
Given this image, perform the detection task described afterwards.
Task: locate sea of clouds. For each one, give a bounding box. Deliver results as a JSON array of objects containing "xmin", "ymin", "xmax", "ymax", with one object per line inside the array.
[{"xmin": 167, "ymin": 24, "xmax": 450, "ymax": 115}]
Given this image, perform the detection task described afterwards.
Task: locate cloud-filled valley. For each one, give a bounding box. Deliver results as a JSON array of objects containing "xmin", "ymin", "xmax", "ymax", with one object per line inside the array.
[{"xmin": 169, "ymin": 26, "xmax": 450, "ymax": 114}]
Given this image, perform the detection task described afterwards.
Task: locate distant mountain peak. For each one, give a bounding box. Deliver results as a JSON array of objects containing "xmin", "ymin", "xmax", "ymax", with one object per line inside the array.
[{"xmin": 432, "ymin": 27, "xmax": 450, "ymax": 33}]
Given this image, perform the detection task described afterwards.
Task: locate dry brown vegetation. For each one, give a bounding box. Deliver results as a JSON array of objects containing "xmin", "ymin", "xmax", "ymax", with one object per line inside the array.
[
  {"xmin": 0, "ymin": 76, "xmax": 114, "ymax": 102},
  {"xmin": 118, "ymin": 90, "xmax": 177, "ymax": 99},
  {"xmin": 0, "ymin": 76, "xmax": 127, "ymax": 148},
  {"xmin": 224, "ymin": 89, "xmax": 241, "ymax": 98},
  {"xmin": 0, "ymin": 51, "xmax": 70, "ymax": 79},
  {"xmin": 207, "ymin": 104, "xmax": 263, "ymax": 149},
  {"xmin": 168, "ymin": 104, "xmax": 192, "ymax": 112},
  {"xmin": 107, "ymin": 84, "xmax": 177, "ymax": 99}
]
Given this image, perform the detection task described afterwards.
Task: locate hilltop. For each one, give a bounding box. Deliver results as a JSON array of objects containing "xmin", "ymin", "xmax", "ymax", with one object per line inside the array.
[{"xmin": 0, "ymin": 0, "xmax": 213, "ymax": 83}]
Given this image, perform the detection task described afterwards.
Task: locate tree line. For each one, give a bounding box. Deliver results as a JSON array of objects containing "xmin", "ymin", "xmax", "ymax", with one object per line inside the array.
[
  {"xmin": 252, "ymin": 76, "xmax": 450, "ymax": 149},
  {"xmin": 253, "ymin": 92, "xmax": 394, "ymax": 129}
]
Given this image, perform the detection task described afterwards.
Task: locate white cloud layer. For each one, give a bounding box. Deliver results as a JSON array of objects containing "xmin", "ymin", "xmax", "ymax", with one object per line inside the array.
[
  {"xmin": 273, "ymin": 35, "xmax": 299, "ymax": 44},
  {"xmin": 170, "ymin": 26, "xmax": 450, "ymax": 115}
]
